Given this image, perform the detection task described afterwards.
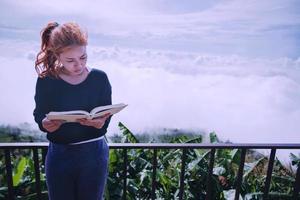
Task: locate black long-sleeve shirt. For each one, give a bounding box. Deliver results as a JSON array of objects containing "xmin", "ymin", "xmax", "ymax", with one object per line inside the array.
[{"xmin": 33, "ymin": 68, "xmax": 112, "ymax": 144}]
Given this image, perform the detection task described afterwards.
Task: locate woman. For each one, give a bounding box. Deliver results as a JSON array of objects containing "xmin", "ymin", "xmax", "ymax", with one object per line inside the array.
[{"xmin": 33, "ymin": 22, "xmax": 111, "ymax": 200}]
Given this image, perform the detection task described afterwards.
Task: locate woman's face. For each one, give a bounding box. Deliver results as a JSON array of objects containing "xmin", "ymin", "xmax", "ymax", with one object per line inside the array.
[{"xmin": 59, "ymin": 45, "xmax": 87, "ymax": 76}]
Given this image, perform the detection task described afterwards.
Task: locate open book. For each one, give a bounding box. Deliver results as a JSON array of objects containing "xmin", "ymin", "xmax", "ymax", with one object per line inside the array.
[{"xmin": 46, "ymin": 103, "xmax": 127, "ymax": 123}]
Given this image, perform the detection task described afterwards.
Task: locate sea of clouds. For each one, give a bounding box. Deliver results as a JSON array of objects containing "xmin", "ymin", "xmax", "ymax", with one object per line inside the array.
[{"xmin": 1, "ymin": 39, "xmax": 300, "ymax": 147}]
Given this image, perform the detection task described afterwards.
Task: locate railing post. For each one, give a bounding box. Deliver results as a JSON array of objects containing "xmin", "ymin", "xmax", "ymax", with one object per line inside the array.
[
  {"xmin": 151, "ymin": 149, "xmax": 157, "ymax": 200},
  {"xmin": 33, "ymin": 148, "xmax": 42, "ymax": 199},
  {"xmin": 4, "ymin": 149, "xmax": 14, "ymax": 200},
  {"xmin": 234, "ymin": 148, "xmax": 247, "ymax": 200},
  {"xmin": 42, "ymin": 148, "xmax": 48, "ymax": 166},
  {"xmin": 179, "ymin": 149, "xmax": 187, "ymax": 200},
  {"xmin": 205, "ymin": 148, "xmax": 216, "ymax": 200},
  {"xmin": 0, "ymin": 142, "xmax": 300, "ymax": 200},
  {"xmin": 123, "ymin": 149, "xmax": 127, "ymax": 200},
  {"xmin": 292, "ymin": 163, "xmax": 300, "ymax": 200},
  {"xmin": 263, "ymin": 148, "xmax": 276, "ymax": 200}
]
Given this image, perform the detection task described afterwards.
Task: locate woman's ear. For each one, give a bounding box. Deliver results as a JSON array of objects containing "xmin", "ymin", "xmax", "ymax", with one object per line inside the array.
[
  {"xmin": 53, "ymin": 53, "xmax": 63, "ymax": 69},
  {"xmin": 54, "ymin": 59, "xmax": 63, "ymax": 70}
]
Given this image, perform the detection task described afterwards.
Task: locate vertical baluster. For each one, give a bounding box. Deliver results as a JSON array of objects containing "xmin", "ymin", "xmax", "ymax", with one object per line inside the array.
[
  {"xmin": 205, "ymin": 148, "xmax": 216, "ymax": 200},
  {"xmin": 179, "ymin": 149, "xmax": 187, "ymax": 200},
  {"xmin": 263, "ymin": 148, "xmax": 276, "ymax": 200},
  {"xmin": 42, "ymin": 148, "xmax": 48, "ymax": 166},
  {"xmin": 33, "ymin": 148, "xmax": 42, "ymax": 199},
  {"xmin": 234, "ymin": 148, "xmax": 247, "ymax": 200},
  {"xmin": 4, "ymin": 149, "xmax": 14, "ymax": 200},
  {"xmin": 151, "ymin": 149, "xmax": 157, "ymax": 200},
  {"xmin": 123, "ymin": 149, "xmax": 128, "ymax": 200},
  {"xmin": 292, "ymin": 163, "xmax": 300, "ymax": 200}
]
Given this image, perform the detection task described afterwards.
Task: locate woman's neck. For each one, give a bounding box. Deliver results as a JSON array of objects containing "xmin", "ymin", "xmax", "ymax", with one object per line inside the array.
[{"xmin": 58, "ymin": 67, "xmax": 90, "ymax": 85}]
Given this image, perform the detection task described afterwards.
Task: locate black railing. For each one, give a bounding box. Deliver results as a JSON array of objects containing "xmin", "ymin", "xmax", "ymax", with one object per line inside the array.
[{"xmin": 0, "ymin": 143, "xmax": 300, "ymax": 200}]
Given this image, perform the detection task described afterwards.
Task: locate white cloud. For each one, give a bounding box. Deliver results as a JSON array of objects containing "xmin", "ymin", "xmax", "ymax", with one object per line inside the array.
[
  {"xmin": 88, "ymin": 45, "xmax": 300, "ymax": 79},
  {"xmin": 0, "ymin": 40, "xmax": 300, "ymax": 145},
  {"xmin": 85, "ymin": 45, "xmax": 300, "ymax": 143}
]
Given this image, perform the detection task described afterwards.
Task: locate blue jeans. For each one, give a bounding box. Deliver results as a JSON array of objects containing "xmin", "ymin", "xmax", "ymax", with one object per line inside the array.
[{"xmin": 45, "ymin": 139, "xmax": 109, "ymax": 200}]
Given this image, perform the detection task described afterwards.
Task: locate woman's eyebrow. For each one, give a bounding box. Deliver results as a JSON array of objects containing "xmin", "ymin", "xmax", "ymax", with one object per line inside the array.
[{"xmin": 66, "ymin": 54, "xmax": 87, "ymax": 59}]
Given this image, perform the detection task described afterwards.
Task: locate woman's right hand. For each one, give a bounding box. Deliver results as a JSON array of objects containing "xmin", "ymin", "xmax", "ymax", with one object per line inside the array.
[{"xmin": 42, "ymin": 117, "xmax": 64, "ymax": 132}]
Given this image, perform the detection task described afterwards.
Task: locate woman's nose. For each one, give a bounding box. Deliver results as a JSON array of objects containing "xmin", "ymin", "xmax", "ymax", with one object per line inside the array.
[{"xmin": 74, "ymin": 60, "xmax": 81, "ymax": 67}]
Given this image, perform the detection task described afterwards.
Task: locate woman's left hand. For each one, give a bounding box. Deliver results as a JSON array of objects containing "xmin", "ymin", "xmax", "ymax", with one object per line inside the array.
[{"xmin": 77, "ymin": 113, "xmax": 111, "ymax": 129}]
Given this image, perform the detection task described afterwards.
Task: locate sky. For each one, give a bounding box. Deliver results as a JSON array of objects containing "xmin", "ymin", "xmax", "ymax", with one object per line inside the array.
[
  {"xmin": 1, "ymin": 0, "xmax": 300, "ymax": 57},
  {"xmin": 0, "ymin": 0, "xmax": 300, "ymax": 149}
]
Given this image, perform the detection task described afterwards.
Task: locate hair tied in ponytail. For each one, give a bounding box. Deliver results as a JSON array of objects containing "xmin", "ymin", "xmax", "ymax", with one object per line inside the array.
[{"xmin": 36, "ymin": 21, "xmax": 87, "ymax": 78}]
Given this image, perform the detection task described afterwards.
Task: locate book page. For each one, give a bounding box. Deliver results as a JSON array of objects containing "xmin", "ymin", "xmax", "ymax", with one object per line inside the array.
[
  {"xmin": 90, "ymin": 103, "xmax": 127, "ymax": 116},
  {"xmin": 46, "ymin": 103, "xmax": 127, "ymax": 122},
  {"xmin": 46, "ymin": 114, "xmax": 88, "ymax": 122},
  {"xmin": 91, "ymin": 106, "xmax": 127, "ymax": 119},
  {"xmin": 46, "ymin": 110, "xmax": 90, "ymax": 122},
  {"xmin": 47, "ymin": 110, "xmax": 89, "ymax": 116}
]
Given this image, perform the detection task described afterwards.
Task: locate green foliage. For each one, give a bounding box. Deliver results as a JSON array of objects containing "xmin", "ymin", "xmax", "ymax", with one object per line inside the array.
[
  {"xmin": 290, "ymin": 153, "xmax": 300, "ymax": 166},
  {"xmin": 209, "ymin": 131, "xmax": 219, "ymax": 143},
  {"xmin": 118, "ymin": 122, "xmax": 139, "ymax": 143},
  {"xmin": 0, "ymin": 124, "xmax": 47, "ymax": 143},
  {"xmin": 104, "ymin": 126, "xmax": 298, "ymax": 199},
  {"xmin": 0, "ymin": 123, "xmax": 299, "ymax": 199},
  {"xmin": 0, "ymin": 148, "xmax": 47, "ymax": 199},
  {"xmin": 13, "ymin": 157, "xmax": 27, "ymax": 186}
]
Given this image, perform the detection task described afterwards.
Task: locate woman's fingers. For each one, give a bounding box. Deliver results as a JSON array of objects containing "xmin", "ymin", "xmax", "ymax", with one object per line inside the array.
[
  {"xmin": 47, "ymin": 124, "xmax": 59, "ymax": 129},
  {"xmin": 42, "ymin": 118, "xmax": 64, "ymax": 132},
  {"xmin": 76, "ymin": 115, "xmax": 110, "ymax": 129},
  {"xmin": 43, "ymin": 118, "xmax": 63, "ymax": 125},
  {"xmin": 51, "ymin": 120, "xmax": 64, "ymax": 124},
  {"xmin": 47, "ymin": 123, "xmax": 62, "ymax": 132},
  {"xmin": 45, "ymin": 121, "xmax": 61, "ymax": 128}
]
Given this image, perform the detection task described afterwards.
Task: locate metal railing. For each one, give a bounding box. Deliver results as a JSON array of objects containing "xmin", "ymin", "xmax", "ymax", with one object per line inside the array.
[{"xmin": 0, "ymin": 143, "xmax": 300, "ymax": 200}]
